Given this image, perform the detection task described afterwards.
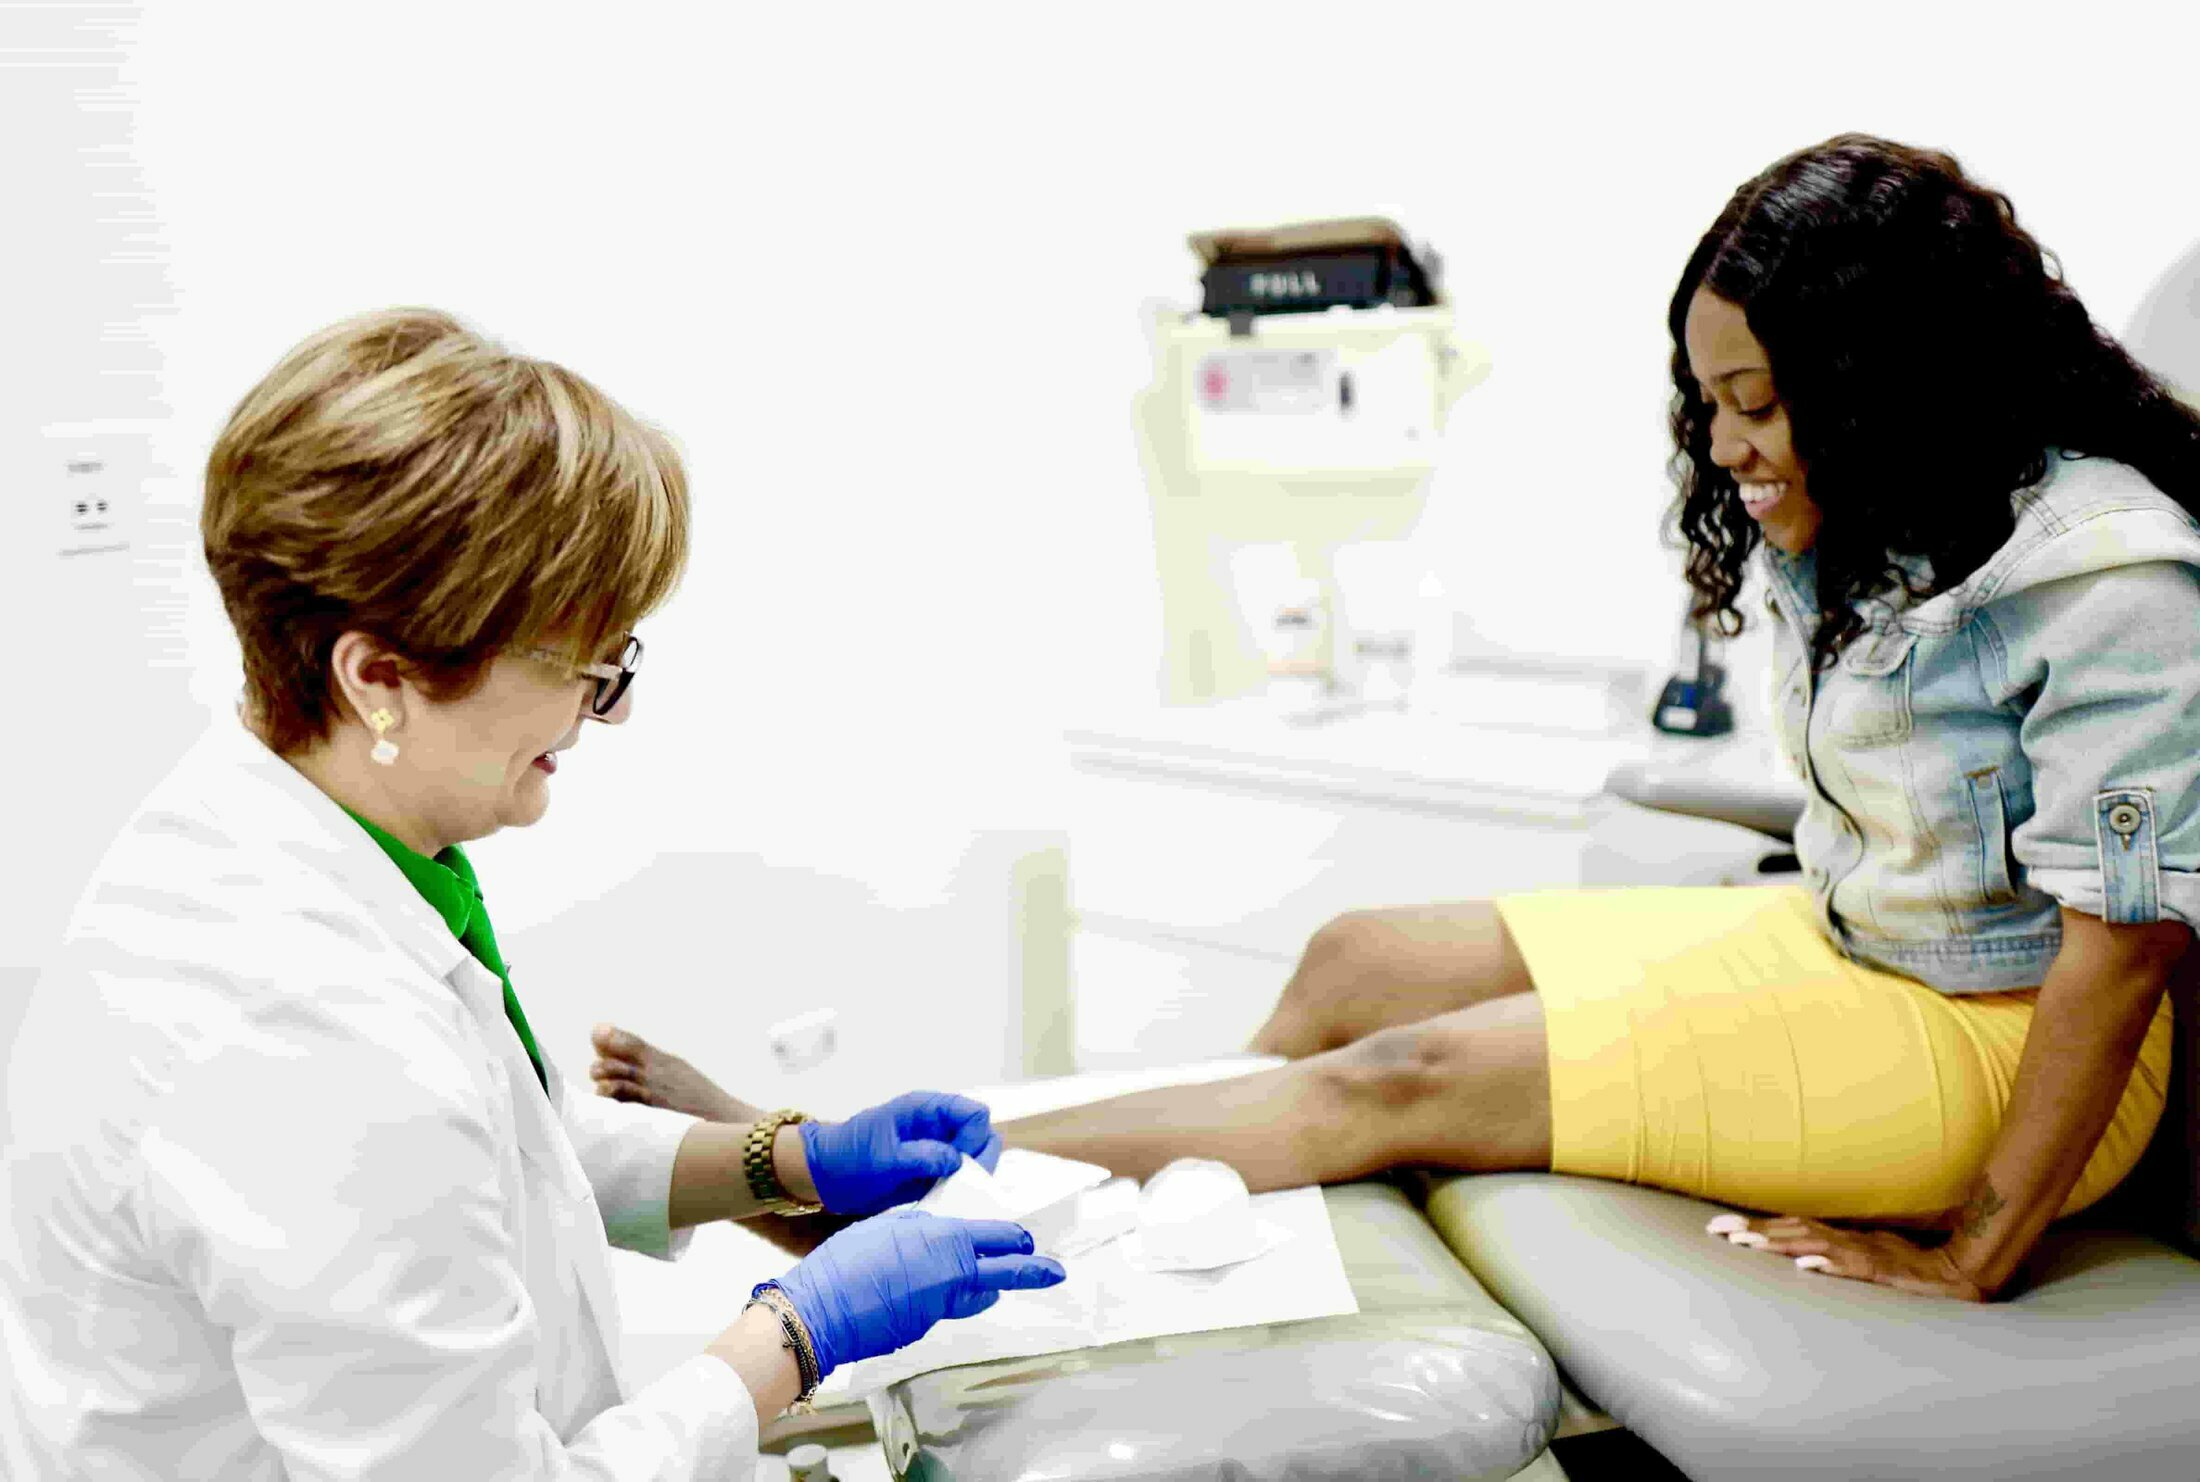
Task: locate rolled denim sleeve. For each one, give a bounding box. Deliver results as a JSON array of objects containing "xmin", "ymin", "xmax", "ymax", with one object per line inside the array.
[{"xmin": 1993, "ymin": 558, "xmax": 2200, "ymax": 928}]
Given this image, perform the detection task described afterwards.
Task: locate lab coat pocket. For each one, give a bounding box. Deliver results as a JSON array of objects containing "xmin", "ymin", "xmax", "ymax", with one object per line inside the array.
[
  {"xmin": 514, "ymin": 1124, "xmax": 627, "ymax": 1430},
  {"xmin": 1823, "ymin": 625, "xmax": 1917, "ymax": 748},
  {"xmin": 506, "ymin": 1067, "xmax": 626, "ymax": 1426}
]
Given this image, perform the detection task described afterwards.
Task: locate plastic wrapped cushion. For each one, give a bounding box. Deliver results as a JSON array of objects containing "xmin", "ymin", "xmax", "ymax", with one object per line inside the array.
[{"xmin": 868, "ymin": 1179, "xmax": 1560, "ymax": 1481}]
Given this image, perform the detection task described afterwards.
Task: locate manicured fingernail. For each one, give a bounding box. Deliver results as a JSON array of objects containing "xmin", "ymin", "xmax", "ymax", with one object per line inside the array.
[
  {"xmin": 1705, "ymin": 1214, "xmax": 1748, "ymax": 1236},
  {"xmin": 1726, "ymin": 1231, "xmax": 1770, "ymax": 1248},
  {"xmin": 1795, "ymin": 1254, "xmax": 1833, "ymax": 1272}
]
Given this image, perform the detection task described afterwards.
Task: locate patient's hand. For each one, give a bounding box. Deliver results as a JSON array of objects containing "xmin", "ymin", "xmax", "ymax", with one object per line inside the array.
[
  {"xmin": 590, "ymin": 1024, "xmax": 759, "ymax": 1124},
  {"xmin": 1818, "ymin": 1208, "xmax": 1957, "ymax": 1238},
  {"xmin": 1706, "ymin": 1211, "xmax": 1989, "ymax": 1302}
]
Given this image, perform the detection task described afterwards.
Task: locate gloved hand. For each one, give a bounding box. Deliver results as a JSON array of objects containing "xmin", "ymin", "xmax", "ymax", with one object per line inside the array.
[
  {"xmin": 769, "ymin": 1209, "xmax": 1067, "ymax": 1376},
  {"xmin": 798, "ymin": 1090, "xmax": 1003, "ymax": 1216}
]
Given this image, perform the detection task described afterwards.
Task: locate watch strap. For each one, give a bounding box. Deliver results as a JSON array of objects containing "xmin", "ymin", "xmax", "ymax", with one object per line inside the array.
[{"xmin": 742, "ymin": 1109, "xmax": 823, "ymax": 1216}]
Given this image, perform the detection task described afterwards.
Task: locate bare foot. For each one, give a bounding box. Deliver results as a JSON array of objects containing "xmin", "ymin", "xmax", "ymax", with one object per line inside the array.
[{"xmin": 590, "ymin": 1024, "xmax": 760, "ymax": 1124}]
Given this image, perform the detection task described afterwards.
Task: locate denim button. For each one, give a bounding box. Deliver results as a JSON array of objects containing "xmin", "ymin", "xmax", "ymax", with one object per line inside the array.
[{"xmin": 2107, "ymin": 802, "xmax": 2143, "ymax": 837}]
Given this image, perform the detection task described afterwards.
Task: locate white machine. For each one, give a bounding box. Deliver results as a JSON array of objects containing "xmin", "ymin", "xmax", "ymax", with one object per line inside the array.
[
  {"xmin": 1133, "ymin": 218, "xmax": 1490, "ymax": 706},
  {"xmin": 2129, "ymin": 237, "xmax": 2200, "ymax": 402}
]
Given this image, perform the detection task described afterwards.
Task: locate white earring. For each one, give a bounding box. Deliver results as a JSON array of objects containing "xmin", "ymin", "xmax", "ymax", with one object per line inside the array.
[{"xmin": 368, "ymin": 707, "xmax": 400, "ymax": 766}]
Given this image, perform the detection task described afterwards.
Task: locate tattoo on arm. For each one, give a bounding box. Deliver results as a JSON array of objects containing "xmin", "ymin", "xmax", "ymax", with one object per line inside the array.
[{"xmin": 1957, "ymin": 1181, "xmax": 2006, "ymax": 1239}]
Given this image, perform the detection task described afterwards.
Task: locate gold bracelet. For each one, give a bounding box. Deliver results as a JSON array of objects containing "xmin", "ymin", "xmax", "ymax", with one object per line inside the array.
[
  {"xmin": 746, "ymin": 1283, "xmax": 822, "ymax": 1409},
  {"xmin": 742, "ymin": 1109, "xmax": 823, "ymax": 1216}
]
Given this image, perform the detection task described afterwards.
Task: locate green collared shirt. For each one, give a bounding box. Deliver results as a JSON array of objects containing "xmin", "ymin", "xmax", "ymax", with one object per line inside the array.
[{"xmin": 342, "ymin": 807, "xmax": 549, "ymax": 1096}]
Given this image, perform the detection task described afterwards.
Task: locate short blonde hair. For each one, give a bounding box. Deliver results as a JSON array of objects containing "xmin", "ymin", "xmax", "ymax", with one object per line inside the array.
[{"xmin": 202, "ymin": 308, "xmax": 689, "ymax": 756}]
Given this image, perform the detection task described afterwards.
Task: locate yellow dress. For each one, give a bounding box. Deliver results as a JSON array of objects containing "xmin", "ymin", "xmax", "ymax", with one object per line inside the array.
[{"xmin": 1494, "ymin": 884, "xmax": 2172, "ymax": 1218}]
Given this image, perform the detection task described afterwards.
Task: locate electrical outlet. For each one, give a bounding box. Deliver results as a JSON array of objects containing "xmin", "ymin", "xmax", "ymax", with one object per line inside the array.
[
  {"xmin": 52, "ymin": 431, "xmax": 134, "ymax": 559},
  {"xmin": 62, "ymin": 452, "xmax": 123, "ymax": 556}
]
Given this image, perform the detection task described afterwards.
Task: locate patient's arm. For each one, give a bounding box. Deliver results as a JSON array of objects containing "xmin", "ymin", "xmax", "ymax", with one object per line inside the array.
[{"xmin": 746, "ymin": 1210, "xmax": 855, "ymax": 1257}]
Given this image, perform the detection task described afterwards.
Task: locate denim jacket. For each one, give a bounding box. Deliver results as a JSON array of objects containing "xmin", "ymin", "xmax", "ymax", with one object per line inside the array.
[{"xmin": 1760, "ymin": 451, "xmax": 2200, "ymax": 992}]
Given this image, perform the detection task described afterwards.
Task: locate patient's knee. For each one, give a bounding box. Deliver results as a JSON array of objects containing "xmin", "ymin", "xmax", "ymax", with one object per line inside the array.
[
  {"xmin": 1321, "ymin": 1019, "xmax": 1460, "ymax": 1112},
  {"xmin": 1287, "ymin": 912, "xmax": 1389, "ymax": 1001},
  {"xmin": 1262, "ymin": 912, "xmax": 1390, "ymax": 1052}
]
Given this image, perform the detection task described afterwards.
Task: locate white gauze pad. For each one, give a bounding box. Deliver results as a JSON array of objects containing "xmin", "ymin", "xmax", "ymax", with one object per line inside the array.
[
  {"xmin": 917, "ymin": 1148, "xmax": 1112, "ymax": 1256},
  {"xmin": 1136, "ymin": 1157, "xmax": 1260, "ymax": 1269}
]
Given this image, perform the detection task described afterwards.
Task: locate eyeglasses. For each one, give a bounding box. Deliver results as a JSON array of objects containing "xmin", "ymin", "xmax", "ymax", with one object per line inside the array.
[{"xmin": 520, "ymin": 634, "xmax": 643, "ymax": 717}]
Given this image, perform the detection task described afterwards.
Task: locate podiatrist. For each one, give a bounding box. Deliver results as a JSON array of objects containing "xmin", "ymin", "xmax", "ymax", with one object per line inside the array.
[{"xmin": 0, "ymin": 307, "xmax": 1064, "ymax": 1479}]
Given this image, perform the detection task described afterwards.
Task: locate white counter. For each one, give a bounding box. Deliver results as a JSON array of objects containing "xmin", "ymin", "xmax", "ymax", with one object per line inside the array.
[{"xmin": 1060, "ymin": 697, "xmax": 1790, "ymax": 1068}]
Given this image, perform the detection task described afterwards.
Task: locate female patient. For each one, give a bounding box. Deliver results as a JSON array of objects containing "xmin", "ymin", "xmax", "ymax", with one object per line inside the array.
[{"xmin": 596, "ymin": 133, "xmax": 2200, "ymax": 1303}]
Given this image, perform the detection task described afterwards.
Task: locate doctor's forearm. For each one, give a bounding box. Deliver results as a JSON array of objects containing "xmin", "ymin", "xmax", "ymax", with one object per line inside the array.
[
  {"xmin": 1941, "ymin": 908, "xmax": 2184, "ymax": 1295},
  {"xmin": 667, "ymin": 1123, "xmax": 820, "ymax": 1229},
  {"xmin": 706, "ymin": 1304, "xmax": 804, "ymax": 1423}
]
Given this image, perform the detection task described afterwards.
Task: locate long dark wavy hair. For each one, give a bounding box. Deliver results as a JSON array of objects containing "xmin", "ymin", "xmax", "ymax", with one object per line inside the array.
[{"xmin": 1667, "ymin": 133, "xmax": 2200, "ymax": 669}]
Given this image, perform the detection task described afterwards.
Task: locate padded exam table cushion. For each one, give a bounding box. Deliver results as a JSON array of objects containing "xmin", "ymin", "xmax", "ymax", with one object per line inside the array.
[
  {"xmin": 1425, "ymin": 1172, "xmax": 2200, "ymax": 1481},
  {"xmin": 869, "ymin": 1179, "xmax": 1562, "ymax": 1481}
]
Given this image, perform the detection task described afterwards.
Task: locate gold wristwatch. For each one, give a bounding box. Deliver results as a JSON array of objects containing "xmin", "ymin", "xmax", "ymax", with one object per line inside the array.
[{"xmin": 743, "ymin": 1109, "xmax": 824, "ymax": 1216}]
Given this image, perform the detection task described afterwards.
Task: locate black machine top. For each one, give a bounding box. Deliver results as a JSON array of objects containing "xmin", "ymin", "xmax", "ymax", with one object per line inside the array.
[{"xmin": 1191, "ymin": 217, "xmax": 1440, "ymax": 322}]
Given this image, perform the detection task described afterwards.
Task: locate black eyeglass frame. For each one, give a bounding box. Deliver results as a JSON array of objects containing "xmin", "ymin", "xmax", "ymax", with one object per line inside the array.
[{"xmin": 521, "ymin": 634, "xmax": 643, "ymax": 716}]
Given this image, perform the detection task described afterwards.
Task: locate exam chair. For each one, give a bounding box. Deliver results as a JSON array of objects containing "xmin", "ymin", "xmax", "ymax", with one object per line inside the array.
[
  {"xmin": 1408, "ymin": 756, "xmax": 2200, "ymax": 1481},
  {"xmin": 861, "ymin": 764, "xmax": 2200, "ymax": 1482}
]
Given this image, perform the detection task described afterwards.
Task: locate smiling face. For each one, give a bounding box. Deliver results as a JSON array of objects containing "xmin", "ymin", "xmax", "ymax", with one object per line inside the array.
[
  {"xmin": 272, "ymin": 629, "xmax": 637, "ymax": 858},
  {"xmin": 1683, "ymin": 286, "xmax": 1823, "ymax": 555},
  {"xmin": 397, "ymin": 640, "xmax": 632, "ymax": 844}
]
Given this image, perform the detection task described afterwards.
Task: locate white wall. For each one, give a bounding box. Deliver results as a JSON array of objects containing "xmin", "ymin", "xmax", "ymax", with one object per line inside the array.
[
  {"xmin": 13, "ymin": 1, "xmax": 2200, "ymax": 1084},
  {"xmin": 1, "ymin": 4, "xmax": 189, "ymax": 1099}
]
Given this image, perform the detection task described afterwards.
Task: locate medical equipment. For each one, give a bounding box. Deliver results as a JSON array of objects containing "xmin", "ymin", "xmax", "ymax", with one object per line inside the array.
[
  {"xmin": 2127, "ymin": 237, "xmax": 2200, "ymax": 400},
  {"xmin": 786, "ymin": 1442, "xmax": 834, "ymax": 1482},
  {"xmin": 1136, "ymin": 217, "xmax": 1490, "ymax": 706},
  {"xmin": 1649, "ymin": 616, "xmax": 1736, "ymax": 737},
  {"xmin": 1194, "ymin": 217, "xmax": 1441, "ymax": 323}
]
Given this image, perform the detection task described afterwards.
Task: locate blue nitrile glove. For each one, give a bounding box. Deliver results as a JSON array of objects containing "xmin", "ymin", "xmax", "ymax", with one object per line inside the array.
[
  {"xmin": 797, "ymin": 1090, "xmax": 1004, "ymax": 1216},
  {"xmin": 767, "ymin": 1208, "xmax": 1067, "ymax": 1376}
]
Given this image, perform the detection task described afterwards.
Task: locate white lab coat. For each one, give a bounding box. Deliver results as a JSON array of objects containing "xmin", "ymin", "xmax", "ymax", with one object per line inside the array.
[{"xmin": 0, "ymin": 713, "xmax": 762, "ymax": 1479}]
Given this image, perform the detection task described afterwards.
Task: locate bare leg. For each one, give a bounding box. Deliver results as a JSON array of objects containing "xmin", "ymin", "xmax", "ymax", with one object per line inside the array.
[
  {"xmin": 591, "ymin": 1024, "xmax": 760, "ymax": 1123},
  {"xmin": 1005, "ymin": 993, "xmax": 1553, "ymax": 1190},
  {"xmin": 595, "ymin": 902, "xmax": 1533, "ymax": 1108},
  {"xmin": 1250, "ymin": 902, "xmax": 1538, "ymax": 1059}
]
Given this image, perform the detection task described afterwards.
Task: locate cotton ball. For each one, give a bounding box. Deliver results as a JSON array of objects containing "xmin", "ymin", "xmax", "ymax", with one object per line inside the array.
[{"xmin": 1137, "ymin": 1158, "xmax": 1257, "ymax": 1269}]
